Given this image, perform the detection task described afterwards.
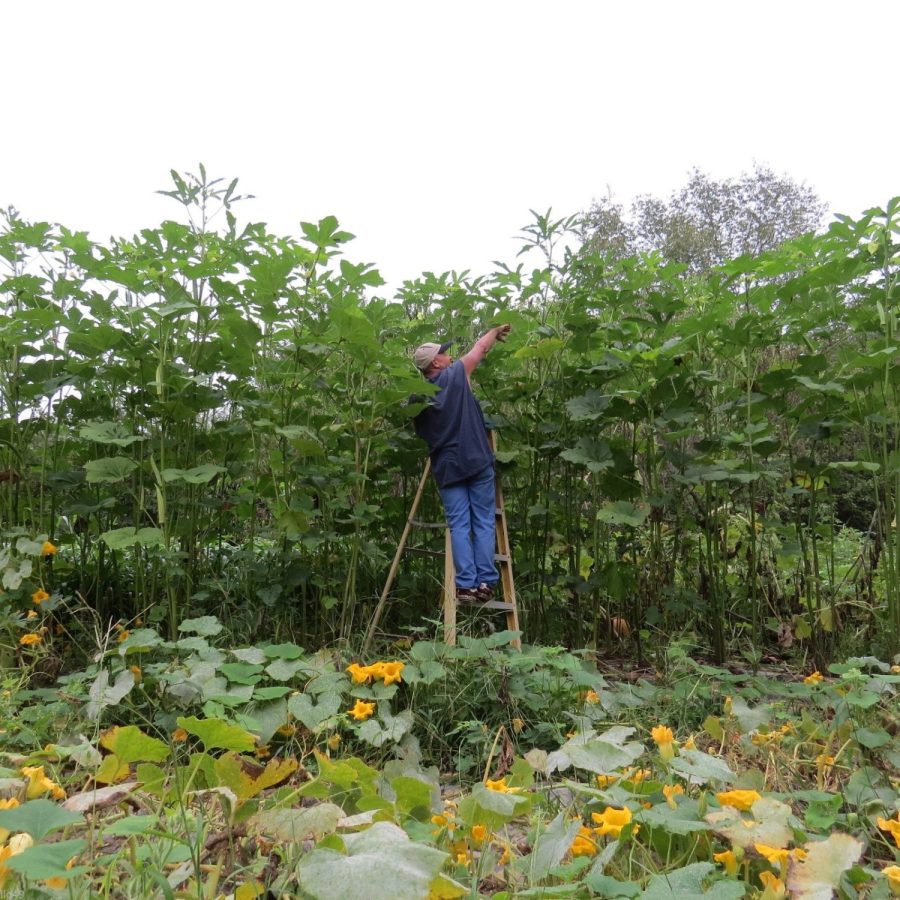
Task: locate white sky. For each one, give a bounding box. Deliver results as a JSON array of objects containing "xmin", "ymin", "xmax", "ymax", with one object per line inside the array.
[{"xmin": 3, "ymin": 1, "xmax": 898, "ymax": 293}]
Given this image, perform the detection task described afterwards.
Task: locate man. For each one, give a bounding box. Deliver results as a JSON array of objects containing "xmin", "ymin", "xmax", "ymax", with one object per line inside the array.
[{"xmin": 413, "ymin": 325, "xmax": 511, "ymax": 602}]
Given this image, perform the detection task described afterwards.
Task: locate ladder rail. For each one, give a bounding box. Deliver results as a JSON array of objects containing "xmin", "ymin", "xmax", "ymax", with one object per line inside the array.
[{"xmin": 363, "ymin": 459, "xmax": 431, "ymax": 652}]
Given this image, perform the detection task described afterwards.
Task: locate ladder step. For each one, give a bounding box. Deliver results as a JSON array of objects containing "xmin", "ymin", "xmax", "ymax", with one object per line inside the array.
[
  {"xmin": 411, "ymin": 519, "xmax": 446, "ymax": 530},
  {"xmin": 456, "ymin": 598, "xmax": 515, "ymax": 611},
  {"xmin": 494, "ymin": 553, "xmax": 509, "ymax": 563}
]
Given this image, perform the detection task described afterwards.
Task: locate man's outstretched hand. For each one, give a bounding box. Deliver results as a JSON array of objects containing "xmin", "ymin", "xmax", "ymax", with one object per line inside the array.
[{"xmin": 495, "ymin": 324, "xmax": 511, "ymax": 343}]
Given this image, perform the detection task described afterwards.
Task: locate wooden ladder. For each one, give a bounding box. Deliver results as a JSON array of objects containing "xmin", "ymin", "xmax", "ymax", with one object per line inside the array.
[{"xmin": 363, "ymin": 432, "xmax": 521, "ymax": 651}]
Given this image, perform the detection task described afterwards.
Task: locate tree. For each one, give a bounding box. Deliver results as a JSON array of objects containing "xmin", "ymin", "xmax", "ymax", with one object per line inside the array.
[{"xmin": 582, "ymin": 165, "xmax": 828, "ymax": 274}]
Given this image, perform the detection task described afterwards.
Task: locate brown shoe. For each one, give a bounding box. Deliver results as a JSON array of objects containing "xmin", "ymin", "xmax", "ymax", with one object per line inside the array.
[
  {"xmin": 456, "ymin": 587, "xmax": 478, "ymax": 603},
  {"xmin": 475, "ymin": 582, "xmax": 496, "ymax": 601}
]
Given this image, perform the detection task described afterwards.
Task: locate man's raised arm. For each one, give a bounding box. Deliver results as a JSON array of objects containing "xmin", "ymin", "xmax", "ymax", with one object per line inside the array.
[{"xmin": 461, "ymin": 325, "xmax": 511, "ymax": 378}]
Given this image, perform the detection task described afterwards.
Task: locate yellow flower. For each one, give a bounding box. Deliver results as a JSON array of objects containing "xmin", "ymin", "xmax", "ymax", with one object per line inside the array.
[
  {"xmin": 366, "ymin": 662, "xmax": 387, "ymax": 681},
  {"xmin": 755, "ymin": 842, "xmax": 789, "ymax": 871},
  {"xmin": 0, "ymin": 798, "xmax": 20, "ymax": 843},
  {"xmin": 651, "ymin": 725, "xmax": 676, "ymax": 761},
  {"xmin": 255, "ymin": 745, "xmax": 270, "ymax": 759},
  {"xmin": 117, "ymin": 629, "xmax": 130, "ymax": 643},
  {"xmin": 430, "ymin": 814, "xmax": 448, "ymax": 828},
  {"xmin": 172, "ymin": 727, "xmax": 189, "ymax": 742},
  {"xmin": 41, "ymin": 541, "xmax": 58, "ymax": 556},
  {"xmin": 585, "ymin": 689, "xmax": 600, "ymax": 705},
  {"xmin": 276, "ymin": 724, "xmax": 296, "ymax": 737},
  {"xmin": 471, "ymin": 824, "xmax": 488, "ymax": 845},
  {"xmin": 803, "ymin": 671, "xmax": 824, "ymax": 685},
  {"xmin": 591, "ymin": 806, "xmax": 634, "ymax": 839},
  {"xmin": 877, "ymin": 812, "xmax": 900, "ymax": 849},
  {"xmin": 663, "ymin": 784, "xmax": 684, "ymax": 809},
  {"xmin": 624, "ymin": 768, "xmax": 652, "ymax": 785},
  {"xmin": 0, "ymin": 833, "xmax": 34, "ymax": 889},
  {"xmin": 498, "ymin": 842, "xmax": 512, "ymax": 866},
  {"xmin": 791, "ymin": 848, "xmax": 807, "ymax": 861},
  {"xmin": 32, "ymin": 589, "xmax": 50, "ymax": 605},
  {"xmin": 326, "ymin": 733, "xmax": 341, "ymax": 751},
  {"xmin": 349, "ymin": 699, "xmax": 375, "ymax": 721},
  {"xmin": 723, "ymin": 696, "xmax": 733, "ymax": 715},
  {"xmin": 512, "ymin": 717, "xmax": 524, "ymax": 733},
  {"xmin": 21, "ymin": 765, "xmax": 65, "ymax": 800},
  {"xmin": 891, "ymin": 665, "xmax": 900, "ymax": 675},
  {"xmin": 714, "ymin": 849, "xmax": 739, "ymax": 877},
  {"xmin": 455, "ymin": 848, "xmax": 471, "ymax": 866},
  {"xmin": 759, "ymin": 870, "xmax": 786, "ymax": 899},
  {"xmin": 346, "ymin": 663, "xmax": 373, "ymax": 684},
  {"xmin": 883, "ymin": 865, "xmax": 900, "ymax": 897},
  {"xmin": 129, "ymin": 665, "xmax": 142, "ymax": 683},
  {"xmin": 26, "ymin": 610, "xmax": 38, "ymax": 620},
  {"xmin": 596, "ymin": 774, "xmax": 619, "ymax": 788},
  {"xmin": 484, "ymin": 777, "xmax": 522, "ymax": 793},
  {"xmin": 683, "ymin": 735, "xmax": 697, "ymax": 750},
  {"xmin": 571, "ymin": 825, "xmax": 598, "ymax": 857},
  {"xmin": 19, "ymin": 633, "xmax": 42, "ymax": 646},
  {"xmin": 715, "ymin": 789, "xmax": 762, "ymax": 812},
  {"xmin": 381, "ymin": 661, "xmax": 405, "ymax": 685}
]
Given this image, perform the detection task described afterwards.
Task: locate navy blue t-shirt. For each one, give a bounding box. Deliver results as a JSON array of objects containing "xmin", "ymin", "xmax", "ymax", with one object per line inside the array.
[{"xmin": 414, "ymin": 360, "xmax": 493, "ymax": 488}]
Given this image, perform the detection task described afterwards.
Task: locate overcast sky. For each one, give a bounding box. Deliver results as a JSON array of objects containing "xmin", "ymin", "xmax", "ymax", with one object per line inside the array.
[{"xmin": 3, "ymin": 1, "xmax": 898, "ymax": 293}]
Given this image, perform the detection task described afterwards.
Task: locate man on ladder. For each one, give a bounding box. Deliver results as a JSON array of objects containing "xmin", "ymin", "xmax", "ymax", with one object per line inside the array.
[{"xmin": 412, "ymin": 325, "xmax": 510, "ymax": 604}]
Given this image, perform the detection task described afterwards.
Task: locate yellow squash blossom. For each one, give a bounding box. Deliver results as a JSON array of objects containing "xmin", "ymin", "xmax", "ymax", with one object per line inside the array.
[
  {"xmin": 883, "ymin": 865, "xmax": 900, "ymax": 897},
  {"xmin": 381, "ymin": 661, "xmax": 405, "ymax": 685},
  {"xmin": 803, "ymin": 671, "xmax": 824, "ymax": 685},
  {"xmin": 471, "ymin": 824, "xmax": 488, "ymax": 845},
  {"xmin": 0, "ymin": 833, "xmax": 35, "ymax": 889},
  {"xmin": 683, "ymin": 735, "xmax": 697, "ymax": 750},
  {"xmin": 596, "ymin": 774, "xmax": 619, "ymax": 788},
  {"xmin": 591, "ymin": 806, "xmax": 634, "ymax": 838},
  {"xmin": 623, "ymin": 768, "xmax": 652, "ymax": 785},
  {"xmin": 759, "ymin": 870, "xmax": 786, "ymax": 899},
  {"xmin": 366, "ymin": 662, "xmax": 387, "ymax": 680},
  {"xmin": 584, "ymin": 689, "xmax": 600, "ymax": 705},
  {"xmin": 571, "ymin": 825, "xmax": 597, "ymax": 856},
  {"xmin": 172, "ymin": 727, "xmax": 189, "ymax": 742},
  {"xmin": 651, "ymin": 725, "xmax": 677, "ymax": 762},
  {"xmin": 714, "ymin": 849, "xmax": 739, "ymax": 877},
  {"xmin": 326, "ymin": 733, "xmax": 341, "ymax": 751},
  {"xmin": 26, "ymin": 610, "xmax": 37, "ymax": 620},
  {"xmin": 346, "ymin": 663, "xmax": 373, "ymax": 684},
  {"xmin": 349, "ymin": 699, "xmax": 375, "ymax": 721},
  {"xmin": 755, "ymin": 842, "xmax": 789, "ymax": 871},
  {"xmin": 19, "ymin": 633, "xmax": 42, "ymax": 647},
  {"xmin": 877, "ymin": 812, "xmax": 900, "ymax": 849},
  {"xmin": 41, "ymin": 541, "xmax": 58, "ymax": 556},
  {"xmin": 570, "ymin": 825, "xmax": 598, "ymax": 857},
  {"xmin": 484, "ymin": 777, "xmax": 522, "ymax": 794},
  {"xmin": 715, "ymin": 789, "xmax": 761, "ymax": 812},
  {"xmin": 663, "ymin": 784, "xmax": 684, "ymax": 809},
  {"xmin": 31, "ymin": 589, "xmax": 50, "ymax": 605},
  {"xmin": 21, "ymin": 765, "xmax": 65, "ymax": 800}
]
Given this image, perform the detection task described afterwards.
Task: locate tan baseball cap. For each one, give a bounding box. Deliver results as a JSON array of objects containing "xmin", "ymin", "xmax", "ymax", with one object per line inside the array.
[{"xmin": 413, "ymin": 341, "xmax": 452, "ymax": 371}]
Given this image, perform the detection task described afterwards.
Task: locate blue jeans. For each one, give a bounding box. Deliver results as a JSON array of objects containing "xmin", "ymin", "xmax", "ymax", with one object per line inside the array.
[{"xmin": 439, "ymin": 465, "xmax": 498, "ymax": 589}]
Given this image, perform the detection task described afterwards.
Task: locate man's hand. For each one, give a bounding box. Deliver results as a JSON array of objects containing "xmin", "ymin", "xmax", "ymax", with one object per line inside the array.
[{"xmin": 494, "ymin": 324, "xmax": 511, "ymax": 343}]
